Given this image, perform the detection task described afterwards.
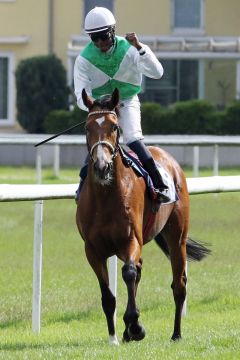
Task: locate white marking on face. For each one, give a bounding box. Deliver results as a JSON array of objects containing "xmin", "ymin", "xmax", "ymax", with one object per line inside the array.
[
  {"xmin": 97, "ymin": 138, "xmax": 105, "ymax": 162},
  {"xmin": 94, "ymin": 117, "xmax": 106, "ymax": 163},
  {"xmin": 96, "ymin": 116, "xmax": 105, "ymax": 126}
]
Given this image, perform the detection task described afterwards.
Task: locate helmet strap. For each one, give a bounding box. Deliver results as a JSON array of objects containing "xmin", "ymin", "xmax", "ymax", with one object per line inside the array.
[{"xmin": 108, "ymin": 26, "xmax": 116, "ymax": 46}]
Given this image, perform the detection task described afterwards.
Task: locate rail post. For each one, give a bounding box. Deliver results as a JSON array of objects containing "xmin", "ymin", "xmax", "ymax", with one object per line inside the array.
[
  {"xmin": 193, "ymin": 146, "xmax": 199, "ymax": 177},
  {"xmin": 109, "ymin": 255, "xmax": 118, "ymax": 326},
  {"xmin": 213, "ymin": 144, "xmax": 219, "ymax": 176},
  {"xmin": 32, "ymin": 147, "xmax": 43, "ymax": 332},
  {"xmin": 53, "ymin": 144, "xmax": 60, "ymax": 178},
  {"xmin": 32, "ymin": 200, "xmax": 43, "ymax": 333}
]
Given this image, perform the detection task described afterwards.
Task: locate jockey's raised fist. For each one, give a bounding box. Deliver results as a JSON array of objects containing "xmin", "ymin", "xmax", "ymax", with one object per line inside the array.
[{"xmin": 125, "ymin": 32, "xmax": 142, "ymax": 50}]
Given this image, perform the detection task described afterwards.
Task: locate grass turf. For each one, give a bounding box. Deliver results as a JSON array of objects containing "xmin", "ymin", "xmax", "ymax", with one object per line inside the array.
[{"xmin": 0, "ymin": 166, "xmax": 240, "ymax": 359}]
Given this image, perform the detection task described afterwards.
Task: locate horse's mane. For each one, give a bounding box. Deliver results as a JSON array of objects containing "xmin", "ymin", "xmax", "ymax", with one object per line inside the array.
[{"xmin": 91, "ymin": 94, "xmax": 120, "ymax": 117}]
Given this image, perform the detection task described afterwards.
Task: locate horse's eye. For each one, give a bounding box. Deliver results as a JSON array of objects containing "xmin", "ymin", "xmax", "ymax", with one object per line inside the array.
[{"xmin": 112, "ymin": 124, "xmax": 118, "ymax": 132}]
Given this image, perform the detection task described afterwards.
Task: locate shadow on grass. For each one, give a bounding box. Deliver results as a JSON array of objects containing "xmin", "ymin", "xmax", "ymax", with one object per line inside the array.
[
  {"xmin": 0, "ymin": 310, "xmax": 94, "ymax": 330},
  {"xmin": 45, "ymin": 309, "xmax": 97, "ymax": 325},
  {"xmin": 0, "ymin": 341, "xmax": 82, "ymax": 352},
  {"xmin": 199, "ymin": 295, "xmax": 219, "ymax": 305},
  {"xmin": 0, "ymin": 318, "xmax": 23, "ymax": 329},
  {"xmin": 0, "ymin": 312, "xmax": 101, "ymax": 352}
]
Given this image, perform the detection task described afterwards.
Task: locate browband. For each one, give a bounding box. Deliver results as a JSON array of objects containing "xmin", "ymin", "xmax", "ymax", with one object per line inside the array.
[{"xmin": 88, "ymin": 110, "xmax": 117, "ymax": 118}]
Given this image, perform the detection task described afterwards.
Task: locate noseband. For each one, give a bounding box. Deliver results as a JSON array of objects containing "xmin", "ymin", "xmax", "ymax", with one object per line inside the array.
[{"xmin": 87, "ymin": 110, "xmax": 120, "ymax": 162}]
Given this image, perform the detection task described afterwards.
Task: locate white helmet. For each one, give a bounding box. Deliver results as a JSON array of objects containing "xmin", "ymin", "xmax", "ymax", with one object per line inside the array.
[{"xmin": 84, "ymin": 7, "xmax": 116, "ymax": 34}]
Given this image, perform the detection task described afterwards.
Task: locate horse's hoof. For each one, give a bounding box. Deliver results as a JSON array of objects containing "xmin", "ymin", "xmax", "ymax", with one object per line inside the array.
[
  {"xmin": 128, "ymin": 323, "xmax": 146, "ymax": 341},
  {"xmin": 171, "ymin": 333, "xmax": 182, "ymax": 341},
  {"xmin": 122, "ymin": 329, "xmax": 131, "ymax": 343}
]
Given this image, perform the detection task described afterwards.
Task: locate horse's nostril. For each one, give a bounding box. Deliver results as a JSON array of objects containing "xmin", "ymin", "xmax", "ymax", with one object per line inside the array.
[
  {"xmin": 103, "ymin": 163, "xmax": 111, "ymax": 177},
  {"xmin": 94, "ymin": 160, "xmax": 111, "ymax": 179},
  {"xmin": 105, "ymin": 162, "xmax": 110, "ymax": 172}
]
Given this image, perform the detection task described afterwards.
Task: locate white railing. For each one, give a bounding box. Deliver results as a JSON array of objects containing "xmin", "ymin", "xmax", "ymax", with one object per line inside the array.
[
  {"xmin": 1, "ymin": 175, "xmax": 240, "ymax": 332},
  {"xmin": 1, "ymin": 134, "xmax": 240, "ymax": 177},
  {"xmin": 1, "ymin": 176, "xmax": 240, "ymax": 202}
]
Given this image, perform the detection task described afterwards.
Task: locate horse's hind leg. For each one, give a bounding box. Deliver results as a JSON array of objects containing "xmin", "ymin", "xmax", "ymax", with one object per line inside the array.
[
  {"xmin": 122, "ymin": 258, "xmax": 145, "ymax": 342},
  {"xmin": 85, "ymin": 244, "xmax": 119, "ymax": 345},
  {"xmin": 162, "ymin": 225, "xmax": 187, "ymax": 341},
  {"xmin": 170, "ymin": 241, "xmax": 187, "ymax": 341}
]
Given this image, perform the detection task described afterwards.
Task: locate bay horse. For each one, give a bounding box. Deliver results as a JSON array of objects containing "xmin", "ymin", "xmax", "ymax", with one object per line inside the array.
[{"xmin": 76, "ymin": 88, "xmax": 210, "ymax": 345}]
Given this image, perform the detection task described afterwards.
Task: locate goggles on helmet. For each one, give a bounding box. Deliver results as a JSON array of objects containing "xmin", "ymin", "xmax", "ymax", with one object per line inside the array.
[{"xmin": 90, "ymin": 31, "xmax": 112, "ymax": 42}]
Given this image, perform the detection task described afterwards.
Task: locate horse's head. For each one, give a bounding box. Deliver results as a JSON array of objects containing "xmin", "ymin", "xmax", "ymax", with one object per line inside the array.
[{"xmin": 82, "ymin": 88, "xmax": 120, "ymax": 185}]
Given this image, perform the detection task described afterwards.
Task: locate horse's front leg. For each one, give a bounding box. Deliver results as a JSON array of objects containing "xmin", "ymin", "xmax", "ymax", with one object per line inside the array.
[
  {"xmin": 122, "ymin": 249, "xmax": 145, "ymax": 342},
  {"xmin": 85, "ymin": 243, "xmax": 119, "ymax": 345}
]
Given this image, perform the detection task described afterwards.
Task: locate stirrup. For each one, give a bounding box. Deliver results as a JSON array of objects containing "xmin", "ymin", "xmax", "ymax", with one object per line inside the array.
[{"xmin": 155, "ymin": 188, "xmax": 170, "ymax": 203}]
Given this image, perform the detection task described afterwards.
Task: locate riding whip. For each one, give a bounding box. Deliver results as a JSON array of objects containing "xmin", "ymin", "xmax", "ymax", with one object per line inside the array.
[{"xmin": 34, "ymin": 120, "xmax": 86, "ymax": 147}]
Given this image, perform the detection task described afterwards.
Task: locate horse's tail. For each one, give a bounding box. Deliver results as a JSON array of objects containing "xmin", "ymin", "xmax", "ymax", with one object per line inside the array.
[{"xmin": 154, "ymin": 233, "xmax": 211, "ymax": 261}]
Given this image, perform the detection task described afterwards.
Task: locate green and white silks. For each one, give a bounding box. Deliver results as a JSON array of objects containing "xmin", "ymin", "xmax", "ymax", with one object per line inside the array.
[{"xmin": 74, "ymin": 36, "xmax": 163, "ymax": 111}]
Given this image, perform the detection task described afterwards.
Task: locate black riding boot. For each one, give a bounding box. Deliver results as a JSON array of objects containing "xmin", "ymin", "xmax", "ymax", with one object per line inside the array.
[{"xmin": 128, "ymin": 140, "xmax": 170, "ymax": 203}]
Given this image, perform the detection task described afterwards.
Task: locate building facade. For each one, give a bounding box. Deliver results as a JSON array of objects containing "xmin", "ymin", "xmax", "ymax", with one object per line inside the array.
[{"xmin": 1, "ymin": 0, "xmax": 240, "ymax": 131}]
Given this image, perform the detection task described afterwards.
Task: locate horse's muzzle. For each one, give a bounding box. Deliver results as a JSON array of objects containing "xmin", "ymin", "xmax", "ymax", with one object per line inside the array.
[{"xmin": 94, "ymin": 159, "xmax": 112, "ymax": 181}]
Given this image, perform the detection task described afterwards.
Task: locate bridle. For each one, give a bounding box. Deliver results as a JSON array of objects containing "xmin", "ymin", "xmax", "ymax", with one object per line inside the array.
[{"xmin": 86, "ymin": 110, "xmax": 121, "ymax": 163}]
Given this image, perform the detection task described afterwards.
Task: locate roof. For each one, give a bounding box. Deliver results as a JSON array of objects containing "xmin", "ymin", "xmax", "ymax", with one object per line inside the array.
[{"xmin": 68, "ymin": 35, "xmax": 240, "ymax": 59}]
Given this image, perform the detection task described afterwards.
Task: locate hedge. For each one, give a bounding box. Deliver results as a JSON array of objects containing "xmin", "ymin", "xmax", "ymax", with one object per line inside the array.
[
  {"xmin": 43, "ymin": 99, "xmax": 240, "ymax": 135},
  {"xmin": 141, "ymin": 100, "xmax": 240, "ymax": 135},
  {"xmin": 16, "ymin": 55, "xmax": 69, "ymax": 133},
  {"xmin": 43, "ymin": 106, "xmax": 87, "ymax": 134},
  {"xmin": 222, "ymin": 101, "xmax": 240, "ymax": 134}
]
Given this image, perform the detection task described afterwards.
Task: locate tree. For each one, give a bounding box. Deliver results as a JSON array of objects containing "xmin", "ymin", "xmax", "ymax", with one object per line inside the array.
[{"xmin": 16, "ymin": 55, "xmax": 69, "ymax": 133}]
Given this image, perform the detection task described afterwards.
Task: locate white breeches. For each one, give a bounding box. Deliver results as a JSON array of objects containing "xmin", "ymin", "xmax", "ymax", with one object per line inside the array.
[{"xmin": 118, "ymin": 95, "xmax": 144, "ymax": 145}]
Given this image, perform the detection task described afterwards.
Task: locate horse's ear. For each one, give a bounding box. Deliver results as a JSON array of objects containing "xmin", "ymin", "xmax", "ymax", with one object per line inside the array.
[
  {"xmin": 82, "ymin": 89, "xmax": 94, "ymax": 109},
  {"xmin": 110, "ymin": 88, "xmax": 119, "ymax": 110}
]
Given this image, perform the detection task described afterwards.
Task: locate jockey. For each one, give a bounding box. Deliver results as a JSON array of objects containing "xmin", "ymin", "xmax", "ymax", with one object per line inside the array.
[{"xmin": 74, "ymin": 7, "xmax": 170, "ymax": 203}]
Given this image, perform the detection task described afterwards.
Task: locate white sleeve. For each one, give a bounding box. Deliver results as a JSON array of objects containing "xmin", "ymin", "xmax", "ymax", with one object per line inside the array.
[
  {"xmin": 74, "ymin": 55, "xmax": 92, "ymax": 111},
  {"xmin": 135, "ymin": 44, "xmax": 164, "ymax": 79}
]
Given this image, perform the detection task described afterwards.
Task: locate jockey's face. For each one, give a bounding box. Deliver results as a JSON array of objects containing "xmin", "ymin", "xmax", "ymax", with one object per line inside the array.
[{"xmin": 90, "ymin": 30, "xmax": 114, "ymax": 53}]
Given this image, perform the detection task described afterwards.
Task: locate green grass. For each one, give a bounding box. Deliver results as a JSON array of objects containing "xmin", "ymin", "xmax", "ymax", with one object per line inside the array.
[
  {"xmin": 0, "ymin": 166, "xmax": 240, "ymax": 359},
  {"xmin": 0, "ymin": 166, "xmax": 80, "ymax": 185},
  {"xmin": 0, "ymin": 165, "xmax": 239, "ymax": 185}
]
